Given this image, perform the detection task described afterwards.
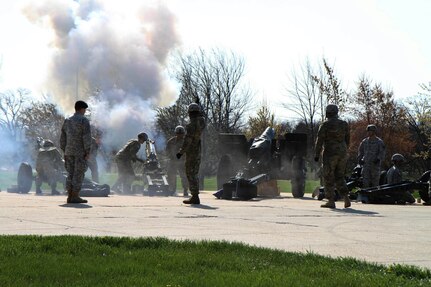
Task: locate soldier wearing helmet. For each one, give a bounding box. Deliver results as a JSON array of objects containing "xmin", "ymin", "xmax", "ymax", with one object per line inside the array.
[
  {"xmin": 35, "ymin": 139, "xmax": 65, "ymax": 195},
  {"xmin": 386, "ymin": 153, "xmax": 405, "ymax": 185},
  {"xmin": 357, "ymin": 124, "xmax": 385, "ymax": 188},
  {"xmin": 112, "ymin": 132, "xmax": 147, "ymax": 194},
  {"xmin": 386, "ymin": 153, "xmax": 415, "ymax": 203},
  {"xmin": 314, "ymin": 104, "xmax": 351, "ymax": 209},
  {"xmin": 165, "ymin": 125, "xmax": 189, "ymax": 196},
  {"xmin": 176, "ymin": 102, "xmax": 206, "ymax": 204}
]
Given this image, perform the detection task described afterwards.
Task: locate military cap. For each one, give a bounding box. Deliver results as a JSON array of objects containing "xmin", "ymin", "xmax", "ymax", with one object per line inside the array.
[{"xmin": 74, "ymin": 100, "xmax": 88, "ymax": 110}]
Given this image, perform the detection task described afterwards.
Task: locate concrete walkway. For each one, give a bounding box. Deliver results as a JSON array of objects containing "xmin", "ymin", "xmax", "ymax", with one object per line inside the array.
[{"xmin": 0, "ymin": 191, "xmax": 430, "ymax": 269}]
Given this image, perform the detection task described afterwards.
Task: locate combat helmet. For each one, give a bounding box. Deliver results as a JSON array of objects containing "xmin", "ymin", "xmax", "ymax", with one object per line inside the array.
[
  {"xmin": 137, "ymin": 132, "xmax": 148, "ymax": 141},
  {"xmin": 391, "ymin": 153, "xmax": 405, "ymax": 162},
  {"xmin": 325, "ymin": 104, "xmax": 339, "ymax": 118},
  {"xmin": 40, "ymin": 139, "xmax": 56, "ymax": 151},
  {"xmin": 174, "ymin": 125, "xmax": 185, "ymax": 135},
  {"xmin": 188, "ymin": 103, "xmax": 201, "ymax": 113},
  {"xmin": 367, "ymin": 124, "xmax": 377, "ymax": 132}
]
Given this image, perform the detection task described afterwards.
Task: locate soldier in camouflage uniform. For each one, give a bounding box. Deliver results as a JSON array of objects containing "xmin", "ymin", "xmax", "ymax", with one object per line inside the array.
[
  {"xmin": 60, "ymin": 100, "xmax": 92, "ymax": 204},
  {"xmin": 87, "ymin": 135, "xmax": 100, "ymax": 182},
  {"xmin": 357, "ymin": 124, "xmax": 385, "ymax": 188},
  {"xmin": 112, "ymin": 132, "xmax": 147, "ymax": 194},
  {"xmin": 166, "ymin": 126, "xmax": 189, "ymax": 196},
  {"xmin": 314, "ymin": 104, "xmax": 351, "ymax": 209},
  {"xmin": 386, "ymin": 153, "xmax": 404, "ymax": 185},
  {"xmin": 386, "ymin": 153, "xmax": 415, "ymax": 204},
  {"xmin": 176, "ymin": 103, "xmax": 206, "ymax": 204},
  {"xmin": 35, "ymin": 139, "xmax": 65, "ymax": 195}
]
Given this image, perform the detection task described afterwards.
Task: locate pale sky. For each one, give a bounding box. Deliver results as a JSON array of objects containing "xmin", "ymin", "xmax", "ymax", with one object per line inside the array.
[{"xmin": 0, "ymin": 0, "xmax": 430, "ymax": 120}]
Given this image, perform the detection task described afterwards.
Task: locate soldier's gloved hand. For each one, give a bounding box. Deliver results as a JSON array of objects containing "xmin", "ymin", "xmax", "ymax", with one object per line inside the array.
[
  {"xmin": 176, "ymin": 153, "xmax": 182, "ymax": 159},
  {"xmin": 373, "ymin": 159, "xmax": 380, "ymax": 164},
  {"xmin": 314, "ymin": 156, "xmax": 319, "ymax": 162}
]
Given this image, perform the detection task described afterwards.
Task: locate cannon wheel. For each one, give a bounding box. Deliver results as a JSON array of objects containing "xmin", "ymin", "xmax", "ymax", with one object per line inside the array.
[
  {"xmin": 17, "ymin": 162, "xmax": 33, "ymax": 193},
  {"xmin": 216, "ymin": 155, "xmax": 233, "ymax": 190},
  {"xmin": 291, "ymin": 156, "xmax": 305, "ymax": 198}
]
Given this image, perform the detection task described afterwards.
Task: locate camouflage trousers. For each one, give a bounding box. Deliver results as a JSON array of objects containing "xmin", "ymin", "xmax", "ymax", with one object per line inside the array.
[
  {"xmin": 322, "ymin": 153, "xmax": 348, "ymax": 200},
  {"xmin": 185, "ymin": 153, "xmax": 201, "ymax": 196},
  {"xmin": 362, "ymin": 162, "xmax": 380, "ymax": 188},
  {"xmin": 113, "ymin": 159, "xmax": 135, "ymax": 193},
  {"xmin": 35, "ymin": 169, "xmax": 65, "ymax": 191},
  {"xmin": 167, "ymin": 160, "xmax": 188, "ymax": 193},
  {"xmin": 87, "ymin": 157, "xmax": 99, "ymax": 183},
  {"xmin": 64, "ymin": 155, "xmax": 88, "ymax": 193}
]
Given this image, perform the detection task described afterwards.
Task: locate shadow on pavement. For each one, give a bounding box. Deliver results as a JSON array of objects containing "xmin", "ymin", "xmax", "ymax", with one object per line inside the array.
[
  {"xmin": 59, "ymin": 203, "xmax": 93, "ymax": 209},
  {"xmin": 331, "ymin": 208, "xmax": 379, "ymax": 215},
  {"xmin": 188, "ymin": 204, "xmax": 218, "ymax": 210}
]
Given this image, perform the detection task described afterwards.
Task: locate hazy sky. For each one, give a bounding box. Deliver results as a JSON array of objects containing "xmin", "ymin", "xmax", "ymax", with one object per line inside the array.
[{"xmin": 0, "ymin": 0, "xmax": 430, "ymax": 120}]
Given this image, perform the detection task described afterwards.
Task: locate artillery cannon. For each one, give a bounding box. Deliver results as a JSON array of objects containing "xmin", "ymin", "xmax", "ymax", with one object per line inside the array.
[
  {"xmin": 215, "ymin": 127, "xmax": 307, "ymax": 200},
  {"xmin": 7, "ymin": 138, "xmax": 110, "ymax": 197},
  {"xmin": 357, "ymin": 171, "xmax": 431, "ymax": 204},
  {"xmin": 314, "ymin": 164, "xmax": 431, "ymax": 205},
  {"xmin": 7, "ymin": 162, "xmax": 110, "ymax": 197},
  {"xmin": 139, "ymin": 140, "xmax": 171, "ymax": 196}
]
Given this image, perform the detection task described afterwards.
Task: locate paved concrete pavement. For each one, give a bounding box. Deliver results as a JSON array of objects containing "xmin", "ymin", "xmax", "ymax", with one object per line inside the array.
[{"xmin": 0, "ymin": 191, "xmax": 430, "ymax": 269}]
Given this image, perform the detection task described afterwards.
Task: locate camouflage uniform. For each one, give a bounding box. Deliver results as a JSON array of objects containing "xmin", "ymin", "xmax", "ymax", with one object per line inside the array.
[
  {"xmin": 87, "ymin": 137, "xmax": 99, "ymax": 182},
  {"xmin": 113, "ymin": 139, "xmax": 142, "ymax": 193},
  {"xmin": 179, "ymin": 116, "xmax": 205, "ymax": 197},
  {"xmin": 358, "ymin": 137, "xmax": 385, "ymax": 188},
  {"xmin": 386, "ymin": 166, "xmax": 402, "ymax": 185},
  {"xmin": 60, "ymin": 112, "xmax": 92, "ymax": 195},
  {"xmin": 35, "ymin": 145, "xmax": 65, "ymax": 194},
  {"xmin": 315, "ymin": 116, "xmax": 350, "ymax": 201},
  {"xmin": 166, "ymin": 136, "xmax": 188, "ymax": 195}
]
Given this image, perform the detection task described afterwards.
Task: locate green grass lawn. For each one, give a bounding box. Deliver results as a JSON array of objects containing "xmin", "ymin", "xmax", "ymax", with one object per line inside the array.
[{"xmin": 0, "ymin": 236, "xmax": 429, "ymax": 287}]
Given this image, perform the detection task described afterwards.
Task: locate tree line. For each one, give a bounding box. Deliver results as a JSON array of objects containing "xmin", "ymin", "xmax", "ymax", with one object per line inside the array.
[{"xmin": 1, "ymin": 48, "xmax": 430, "ymax": 179}]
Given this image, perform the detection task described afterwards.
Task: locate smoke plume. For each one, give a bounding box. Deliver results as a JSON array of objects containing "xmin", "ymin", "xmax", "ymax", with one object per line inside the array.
[{"xmin": 22, "ymin": 0, "xmax": 180, "ymax": 148}]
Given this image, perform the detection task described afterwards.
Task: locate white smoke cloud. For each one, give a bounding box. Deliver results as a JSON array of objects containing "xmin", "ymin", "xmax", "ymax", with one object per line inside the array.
[{"xmin": 22, "ymin": 0, "xmax": 180, "ymax": 149}]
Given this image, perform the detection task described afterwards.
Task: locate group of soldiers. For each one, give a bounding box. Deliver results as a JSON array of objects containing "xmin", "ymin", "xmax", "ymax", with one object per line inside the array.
[
  {"xmin": 314, "ymin": 104, "xmax": 430, "ymax": 208},
  {"xmin": 49, "ymin": 100, "xmax": 205, "ymax": 205}
]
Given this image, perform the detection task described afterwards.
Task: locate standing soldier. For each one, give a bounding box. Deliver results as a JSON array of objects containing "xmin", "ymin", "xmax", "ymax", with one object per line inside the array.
[
  {"xmin": 60, "ymin": 100, "xmax": 92, "ymax": 204},
  {"xmin": 166, "ymin": 126, "xmax": 189, "ymax": 196},
  {"xmin": 35, "ymin": 139, "xmax": 65, "ymax": 195},
  {"xmin": 88, "ymin": 135, "xmax": 100, "ymax": 182},
  {"xmin": 314, "ymin": 104, "xmax": 351, "ymax": 209},
  {"xmin": 176, "ymin": 103, "xmax": 206, "ymax": 204},
  {"xmin": 357, "ymin": 124, "xmax": 385, "ymax": 188},
  {"xmin": 112, "ymin": 132, "xmax": 147, "ymax": 194}
]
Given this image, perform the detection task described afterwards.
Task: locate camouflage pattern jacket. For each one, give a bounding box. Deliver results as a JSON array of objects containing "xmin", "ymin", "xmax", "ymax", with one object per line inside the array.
[
  {"xmin": 314, "ymin": 116, "xmax": 350, "ymax": 158},
  {"xmin": 357, "ymin": 137, "xmax": 385, "ymax": 164},
  {"xmin": 60, "ymin": 112, "xmax": 92, "ymax": 156},
  {"xmin": 116, "ymin": 140, "xmax": 141, "ymax": 162},
  {"xmin": 166, "ymin": 136, "xmax": 185, "ymax": 161},
  {"xmin": 36, "ymin": 148, "xmax": 64, "ymax": 173},
  {"xmin": 179, "ymin": 116, "xmax": 206, "ymax": 155}
]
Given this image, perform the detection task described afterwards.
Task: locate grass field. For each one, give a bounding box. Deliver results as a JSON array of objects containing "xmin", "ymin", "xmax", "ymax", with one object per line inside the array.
[
  {"xmin": 0, "ymin": 170, "xmax": 320, "ymax": 194},
  {"xmin": 0, "ymin": 236, "xmax": 429, "ymax": 287}
]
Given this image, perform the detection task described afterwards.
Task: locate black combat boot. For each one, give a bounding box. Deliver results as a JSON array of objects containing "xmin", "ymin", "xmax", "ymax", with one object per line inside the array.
[
  {"xmin": 68, "ymin": 191, "xmax": 88, "ymax": 204},
  {"xmin": 35, "ymin": 187, "xmax": 43, "ymax": 195},
  {"xmin": 321, "ymin": 199, "xmax": 336, "ymax": 208},
  {"xmin": 183, "ymin": 195, "xmax": 200, "ymax": 204},
  {"xmin": 51, "ymin": 189, "xmax": 60, "ymax": 195},
  {"xmin": 344, "ymin": 195, "xmax": 351, "ymax": 208}
]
